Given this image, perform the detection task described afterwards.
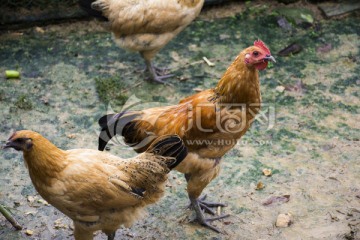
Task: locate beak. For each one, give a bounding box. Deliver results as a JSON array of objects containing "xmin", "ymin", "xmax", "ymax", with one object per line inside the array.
[
  {"xmin": 264, "ymin": 55, "xmax": 276, "ymax": 63},
  {"xmin": 2, "ymin": 141, "xmax": 12, "ymax": 150}
]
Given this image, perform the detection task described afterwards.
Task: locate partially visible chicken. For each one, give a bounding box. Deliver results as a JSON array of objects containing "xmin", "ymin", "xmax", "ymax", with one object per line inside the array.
[
  {"xmin": 79, "ymin": 0, "xmax": 205, "ymax": 84},
  {"xmin": 97, "ymin": 40, "xmax": 276, "ymax": 232},
  {"xmin": 3, "ymin": 130, "xmax": 187, "ymax": 240}
]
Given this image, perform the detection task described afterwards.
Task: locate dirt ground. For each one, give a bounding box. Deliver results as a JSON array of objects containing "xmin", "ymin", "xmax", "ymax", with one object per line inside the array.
[{"xmin": 0, "ymin": 1, "xmax": 359, "ymax": 239}]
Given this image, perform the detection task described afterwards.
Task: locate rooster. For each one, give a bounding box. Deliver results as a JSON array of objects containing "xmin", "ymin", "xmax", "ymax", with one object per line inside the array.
[
  {"xmin": 79, "ymin": 0, "xmax": 205, "ymax": 84},
  {"xmin": 3, "ymin": 130, "xmax": 187, "ymax": 240},
  {"xmin": 97, "ymin": 40, "xmax": 276, "ymax": 232}
]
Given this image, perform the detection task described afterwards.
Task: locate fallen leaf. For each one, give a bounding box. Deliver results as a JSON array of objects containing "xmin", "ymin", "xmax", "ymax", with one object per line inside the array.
[
  {"xmin": 255, "ymin": 181, "xmax": 265, "ymax": 190},
  {"xmin": 262, "ymin": 195, "xmax": 290, "ymax": 206},
  {"xmin": 277, "ymin": 17, "xmax": 292, "ymax": 31},
  {"xmin": 285, "ymin": 80, "xmax": 306, "ymax": 93},
  {"xmin": 317, "ymin": 43, "xmax": 332, "ymax": 53},
  {"xmin": 278, "ymin": 43, "xmax": 302, "ymax": 57}
]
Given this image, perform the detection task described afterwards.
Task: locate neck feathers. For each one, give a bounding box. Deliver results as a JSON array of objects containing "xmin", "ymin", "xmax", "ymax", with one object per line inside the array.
[
  {"xmin": 214, "ymin": 53, "xmax": 260, "ymax": 105},
  {"xmin": 23, "ymin": 138, "xmax": 66, "ymax": 186}
]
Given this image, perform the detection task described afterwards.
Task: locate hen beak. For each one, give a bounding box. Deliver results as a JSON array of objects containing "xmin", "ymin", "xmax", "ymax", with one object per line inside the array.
[
  {"xmin": 2, "ymin": 141, "xmax": 12, "ymax": 150},
  {"xmin": 264, "ymin": 55, "xmax": 276, "ymax": 63}
]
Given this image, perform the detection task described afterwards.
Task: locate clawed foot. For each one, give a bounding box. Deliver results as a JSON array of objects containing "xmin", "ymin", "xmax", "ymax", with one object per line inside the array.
[
  {"xmin": 145, "ymin": 61, "xmax": 174, "ymax": 84},
  {"xmin": 197, "ymin": 195, "xmax": 227, "ymax": 215},
  {"xmin": 189, "ymin": 196, "xmax": 229, "ymax": 233}
]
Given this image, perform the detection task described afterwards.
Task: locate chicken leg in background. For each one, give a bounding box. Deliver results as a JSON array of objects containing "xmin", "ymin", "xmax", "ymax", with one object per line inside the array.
[
  {"xmin": 97, "ymin": 40, "xmax": 276, "ymax": 232},
  {"xmin": 3, "ymin": 130, "xmax": 187, "ymax": 240},
  {"xmin": 78, "ymin": 0, "xmax": 205, "ymax": 84}
]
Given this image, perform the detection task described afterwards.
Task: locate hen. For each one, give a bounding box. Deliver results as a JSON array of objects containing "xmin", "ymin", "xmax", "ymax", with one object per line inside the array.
[
  {"xmin": 98, "ymin": 40, "xmax": 276, "ymax": 232},
  {"xmin": 3, "ymin": 130, "xmax": 187, "ymax": 240},
  {"xmin": 79, "ymin": 0, "xmax": 205, "ymax": 84}
]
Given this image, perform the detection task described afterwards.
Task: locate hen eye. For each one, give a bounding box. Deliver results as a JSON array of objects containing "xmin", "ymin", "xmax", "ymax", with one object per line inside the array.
[{"xmin": 253, "ymin": 51, "xmax": 259, "ymax": 56}]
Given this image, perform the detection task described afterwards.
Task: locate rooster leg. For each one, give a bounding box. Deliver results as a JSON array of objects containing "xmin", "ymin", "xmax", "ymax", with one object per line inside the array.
[
  {"xmin": 197, "ymin": 195, "xmax": 227, "ymax": 215},
  {"xmin": 144, "ymin": 59, "xmax": 174, "ymax": 84},
  {"xmin": 185, "ymin": 170, "xmax": 229, "ymax": 233},
  {"xmin": 190, "ymin": 197, "xmax": 230, "ymax": 233}
]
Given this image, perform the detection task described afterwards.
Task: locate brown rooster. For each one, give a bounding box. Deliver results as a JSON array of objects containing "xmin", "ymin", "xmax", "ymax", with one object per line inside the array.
[
  {"xmin": 97, "ymin": 40, "xmax": 276, "ymax": 232},
  {"xmin": 79, "ymin": 0, "xmax": 205, "ymax": 83},
  {"xmin": 3, "ymin": 130, "xmax": 187, "ymax": 240}
]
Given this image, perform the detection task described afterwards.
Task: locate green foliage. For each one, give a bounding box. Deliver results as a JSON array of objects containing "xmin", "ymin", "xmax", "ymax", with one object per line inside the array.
[
  {"xmin": 15, "ymin": 94, "xmax": 33, "ymax": 110},
  {"xmin": 94, "ymin": 76, "xmax": 128, "ymax": 106}
]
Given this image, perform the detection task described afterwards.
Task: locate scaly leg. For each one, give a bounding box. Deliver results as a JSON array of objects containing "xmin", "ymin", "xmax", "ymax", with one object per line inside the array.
[
  {"xmin": 190, "ymin": 197, "xmax": 230, "ymax": 233},
  {"xmin": 185, "ymin": 169, "xmax": 229, "ymax": 233},
  {"xmin": 197, "ymin": 194, "xmax": 227, "ymax": 215},
  {"xmin": 144, "ymin": 59, "xmax": 174, "ymax": 84}
]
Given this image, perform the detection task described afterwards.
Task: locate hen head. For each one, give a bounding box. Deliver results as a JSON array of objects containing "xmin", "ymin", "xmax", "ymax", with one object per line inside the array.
[
  {"xmin": 244, "ymin": 40, "xmax": 276, "ymax": 70},
  {"xmin": 3, "ymin": 130, "xmax": 42, "ymax": 152}
]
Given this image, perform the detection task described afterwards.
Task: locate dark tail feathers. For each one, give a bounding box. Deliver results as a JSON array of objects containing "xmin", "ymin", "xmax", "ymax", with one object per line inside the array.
[
  {"xmin": 146, "ymin": 135, "xmax": 188, "ymax": 170},
  {"xmin": 98, "ymin": 112, "xmax": 139, "ymax": 151},
  {"xmin": 78, "ymin": 0, "xmax": 108, "ymax": 21}
]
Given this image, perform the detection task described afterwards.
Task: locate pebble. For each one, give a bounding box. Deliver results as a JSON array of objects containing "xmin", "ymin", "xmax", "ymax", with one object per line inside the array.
[
  {"xmin": 275, "ymin": 86, "xmax": 285, "ymax": 93},
  {"xmin": 276, "ymin": 213, "xmax": 293, "ymax": 227}
]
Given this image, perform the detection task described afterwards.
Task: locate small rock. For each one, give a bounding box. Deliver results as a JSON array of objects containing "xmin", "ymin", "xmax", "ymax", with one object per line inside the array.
[
  {"xmin": 275, "ymin": 86, "xmax": 285, "ymax": 93},
  {"xmin": 40, "ymin": 96, "xmax": 49, "ymax": 105},
  {"xmin": 27, "ymin": 196, "xmax": 35, "ymax": 203},
  {"xmin": 67, "ymin": 134, "xmax": 77, "ymax": 139},
  {"xmin": 25, "ymin": 229, "xmax": 34, "ymax": 236},
  {"xmin": 219, "ymin": 34, "xmax": 230, "ymax": 40},
  {"xmin": 35, "ymin": 27, "xmax": 45, "ymax": 33},
  {"xmin": 25, "ymin": 211, "xmax": 36, "ymax": 215},
  {"xmin": 262, "ymin": 168, "xmax": 272, "ymax": 176},
  {"xmin": 276, "ymin": 213, "xmax": 293, "ymax": 227}
]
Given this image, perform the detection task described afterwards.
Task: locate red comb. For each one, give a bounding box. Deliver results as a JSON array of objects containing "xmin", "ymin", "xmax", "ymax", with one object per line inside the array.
[{"xmin": 254, "ymin": 40, "xmax": 270, "ymax": 54}]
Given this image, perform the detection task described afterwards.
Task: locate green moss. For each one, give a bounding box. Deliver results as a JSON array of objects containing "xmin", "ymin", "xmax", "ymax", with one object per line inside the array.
[
  {"xmin": 329, "ymin": 76, "xmax": 357, "ymax": 95},
  {"xmin": 94, "ymin": 76, "xmax": 128, "ymax": 106},
  {"xmin": 15, "ymin": 95, "xmax": 32, "ymax": 110},
  {"xmin": 238, "ymin": 159, "xmax": 279, "ymax": 184}
]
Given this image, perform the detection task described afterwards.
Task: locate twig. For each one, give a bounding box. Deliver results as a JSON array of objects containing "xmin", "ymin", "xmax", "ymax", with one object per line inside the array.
[
  {"xmin": 121, "ymin": 81, "xmax": 143, "ymax": 94},
  {"xmin": 0, "ymin": 204, "xmax": 22, "ymax": 230},
  {"xmin": 171, "ymin": 57, "xmax": 227, "ymax": 72}
]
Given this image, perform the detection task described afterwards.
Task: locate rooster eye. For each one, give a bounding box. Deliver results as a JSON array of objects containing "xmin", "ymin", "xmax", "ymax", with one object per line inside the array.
[{"xmin": 253, "ymin": 51, "xmax": 259, "ymax": 56}]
